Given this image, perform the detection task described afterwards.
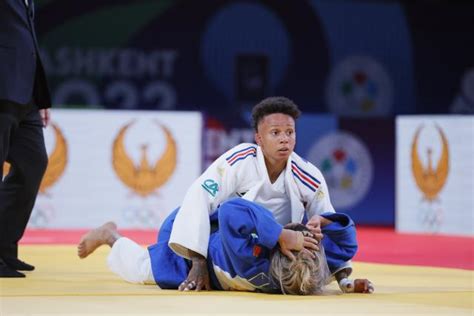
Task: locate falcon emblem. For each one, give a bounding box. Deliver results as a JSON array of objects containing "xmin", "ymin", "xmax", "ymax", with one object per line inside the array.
[
  {"xmin": 112, "ymin": 121, "xmax": 177, "ymax": 197},
  {"xmin": 411, "ymin": 125, "xmax": 449, "ymax": 201}
]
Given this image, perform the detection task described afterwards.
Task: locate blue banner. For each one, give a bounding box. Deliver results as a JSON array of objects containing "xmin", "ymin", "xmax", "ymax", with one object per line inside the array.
[
  {"xmin": 35, "ymin": 0, "xmax": 473, "ymax": 117},
  {"xmin": 296, "ymin": 115, "xmax": 395, "ymax": 225}
]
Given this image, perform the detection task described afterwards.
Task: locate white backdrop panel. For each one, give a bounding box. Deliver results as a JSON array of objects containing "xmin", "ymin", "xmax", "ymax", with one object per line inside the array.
[
  {"xmin": 396, "ymin": 115, "xmax": 473, "ymax": 236},
  {"xmin": 29, "ymin": 109, "xmax": 202, "ymax": 229}
]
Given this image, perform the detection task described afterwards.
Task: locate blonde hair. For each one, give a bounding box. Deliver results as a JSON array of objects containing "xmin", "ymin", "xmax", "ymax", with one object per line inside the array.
[{"xmin": 269, "ymin": 247, "xmax": 329, "ymax": 295}]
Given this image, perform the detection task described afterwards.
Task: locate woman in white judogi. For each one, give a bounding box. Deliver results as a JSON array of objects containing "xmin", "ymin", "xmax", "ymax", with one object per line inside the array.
[
  {"xmin": 168, "ymin": 97, "xmax": 339, "ymax": 291},
  {"xmin": 169, "ymin": 142, "xmax": 334, "ymax": 259}
]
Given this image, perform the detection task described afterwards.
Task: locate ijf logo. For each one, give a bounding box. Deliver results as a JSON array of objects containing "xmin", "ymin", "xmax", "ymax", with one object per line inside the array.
[
  {"xmin": 326, "ymin": 56, "xmax": 393, "ymax": 117},
  {"xmin": 411, "ymin": 124, "xmax": 449, "ymax": 230},
  {"xmin": 3, "ymin": 123, "xmax": 68, "ymax": 227},
  {"xmin": 112, "ymin": 120, "xmax": 177, "ymax": 227},
  {"xmin": 307, "ymin": 131, "xmax": 373, "ymax": 209}
]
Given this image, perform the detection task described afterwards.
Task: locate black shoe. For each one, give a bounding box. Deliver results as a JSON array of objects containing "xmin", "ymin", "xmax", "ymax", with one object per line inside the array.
[
  {"xmin": 3, "ymin": 257, "xmax": 35, "ymax": 271},
  {"xmin": 0, "ymin": 260, "xmax": 25, "ymax": 278}
]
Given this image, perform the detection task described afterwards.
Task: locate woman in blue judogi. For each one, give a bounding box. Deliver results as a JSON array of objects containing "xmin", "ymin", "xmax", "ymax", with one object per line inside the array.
[{"xmin": 78, "ymin": 198, "xmax": 374, "ymax": 295}]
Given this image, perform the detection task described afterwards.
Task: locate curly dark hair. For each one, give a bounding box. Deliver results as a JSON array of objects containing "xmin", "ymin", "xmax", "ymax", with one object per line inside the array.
[{"xmin": 251, "ymin": 96, "xmax": 301, "ymax": 131}]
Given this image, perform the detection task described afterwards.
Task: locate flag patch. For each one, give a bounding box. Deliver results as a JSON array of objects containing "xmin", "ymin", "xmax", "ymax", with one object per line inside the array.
[
  {"xmin": 253, "ymin": 245, "xmax": 262, "ymax": 257},
  {"xmin": 226, "ymin": 146, "xmax": 257, "ymax": 166},
  {"xmin": 291, "ymin": 161, "xmax": 320, "ymax": 192}
]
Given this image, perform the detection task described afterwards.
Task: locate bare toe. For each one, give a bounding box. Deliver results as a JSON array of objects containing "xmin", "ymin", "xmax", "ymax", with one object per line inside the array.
[{"xmin": 77, "ymin": 222, "xmax": 117, "ymax": 259}]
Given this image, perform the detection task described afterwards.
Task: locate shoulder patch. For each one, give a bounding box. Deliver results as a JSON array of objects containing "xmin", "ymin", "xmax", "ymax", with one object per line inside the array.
[
  {"xmin": 226, "ymin": 146, "xmax": 257, "ymax": 166},
  {"xmin": 201, "ymin": 179, "xmax": 219, "ymax": 197},
  {"xmin": 315, "ymin": 189, "xmax": 325, "ymax": 201},
  {"xmin": 291, "ymin": 161, "xmax": 321, "ymax": 192}
]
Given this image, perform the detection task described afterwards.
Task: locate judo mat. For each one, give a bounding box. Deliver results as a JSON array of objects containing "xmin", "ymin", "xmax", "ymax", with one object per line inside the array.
[{"xmin": 1, "ymin": 228, "xmax": 473, "ymax": 316}]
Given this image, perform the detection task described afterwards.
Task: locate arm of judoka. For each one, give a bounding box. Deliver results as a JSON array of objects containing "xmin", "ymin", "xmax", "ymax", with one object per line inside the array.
[
  {"xmin": 320, "ymin": 212, "xmax": 358, "ymax": 261},
  {"xmin": 218, "ymin": 200, "xmax": 318, "ymax": 262},
  {"xmin": 169, "ymin": 155, "xmax": 236, "ymax": 259},
  {"xmin": 278, "ymin": 229, "xmax": 319, "ymax": 260},
  {"xmin": 335, "ymin": 268, "xmax": 374, "ymax": 294},
  {"xmin": 178, "ymin": 250, "xmax": 211, "ymax": 292},
  {"xmin": 305, "ymin": 215, "xmax": 324, "ymax": 242}
]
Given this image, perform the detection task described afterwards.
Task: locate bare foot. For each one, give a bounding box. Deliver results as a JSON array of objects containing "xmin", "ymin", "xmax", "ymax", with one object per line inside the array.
[{"xmin": 77, "ymin": 222, "xmax": 119, "ymax": 259}]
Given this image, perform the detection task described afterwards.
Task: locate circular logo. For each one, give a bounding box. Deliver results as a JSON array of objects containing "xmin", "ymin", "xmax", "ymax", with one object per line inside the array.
[
  {"xmin": 418, "ymin": 198, "xmax": 443, "ymax": 232},
  {"xmin": 307, "ymin": 131, "xmax": 373, "ymax": 209},
  {"xmin": 122, "ymin": 202, "xmax": 161, "ymax": 228},
  {"xmin": 326, "ymin": 56, "xmax": 393, "ymax": 116}
]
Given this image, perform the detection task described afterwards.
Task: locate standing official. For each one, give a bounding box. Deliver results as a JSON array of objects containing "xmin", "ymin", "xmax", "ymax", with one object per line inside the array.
[{"xmin": 0, "ymin": 0, "xmax": 51, "ymax": 277}]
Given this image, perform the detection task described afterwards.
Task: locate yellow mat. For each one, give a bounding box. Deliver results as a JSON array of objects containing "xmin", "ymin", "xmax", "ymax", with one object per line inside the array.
[{"xmin": 1, "ymin": 245, "xmax": 473, "ymax": 315}]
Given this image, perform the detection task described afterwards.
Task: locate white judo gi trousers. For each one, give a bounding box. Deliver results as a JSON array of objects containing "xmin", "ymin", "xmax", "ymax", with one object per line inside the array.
[{"xmin": 107, "ymin": 237, "xmax": 156, "ymax": 285}]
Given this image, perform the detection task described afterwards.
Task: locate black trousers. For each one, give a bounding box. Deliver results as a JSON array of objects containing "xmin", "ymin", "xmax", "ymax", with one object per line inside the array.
[{"xmin": 0, "ymin": 102, "xmax": 48, "ymax": 260}]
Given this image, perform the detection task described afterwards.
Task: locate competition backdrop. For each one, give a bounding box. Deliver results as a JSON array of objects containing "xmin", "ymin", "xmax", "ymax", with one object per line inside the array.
[
  {"xmin": 6, "ymin": 1, "xmax": 473, "ymax": 229},
  {"xmin": 3, "ymin": 111, "xmax": 472, "ymax": 233},
  {"xmin": 396, "ymin": 116, "xmax": 474, "ymax": 236},
  {"xmin": 3, "ymin": 110, "xmax": 202, "ymax": 229},
  {"xmin": 34, "ymin": 0, "xmax": 474, "ymax": 119}
]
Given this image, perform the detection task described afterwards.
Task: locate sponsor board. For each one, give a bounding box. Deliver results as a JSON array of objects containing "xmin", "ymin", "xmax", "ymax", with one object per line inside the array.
[
  {"xmin": 15, "ymin": 109, "xmax": 202, "ymax": 229},
  {"xmin": 396, "ymin": 116, "xmax": 474, "ymax": 236}
]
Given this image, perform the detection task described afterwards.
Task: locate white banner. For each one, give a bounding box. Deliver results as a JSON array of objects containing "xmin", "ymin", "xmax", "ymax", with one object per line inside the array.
[
  {"xmin": 26, "ymin": 109, "xmax": 202, "ymax": 229},
  {"xmin": 396, "ymin": 116, "xmax": 474, "ymax": 236}
]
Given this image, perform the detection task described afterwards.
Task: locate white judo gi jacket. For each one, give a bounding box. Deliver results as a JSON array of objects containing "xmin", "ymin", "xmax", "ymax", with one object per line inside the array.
[{"xmin": 169, "ymin": 143, "xmax": 335, "ymax": 259}]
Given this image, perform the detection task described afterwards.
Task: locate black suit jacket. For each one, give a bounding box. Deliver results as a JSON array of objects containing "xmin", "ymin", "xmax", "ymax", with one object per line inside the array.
[{"xmin": 0, "ymin": 0, "xmax": 51, "ymax": 108}]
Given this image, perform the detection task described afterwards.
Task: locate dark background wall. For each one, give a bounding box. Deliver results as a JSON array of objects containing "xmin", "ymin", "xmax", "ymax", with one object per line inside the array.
[
  {"xmin": 33, "ymin": 0, "xmax": 474, "ymax": 226},
  {"xmin": 35, "ymin": 0, "xmax": 474, "ymax": 119}
]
